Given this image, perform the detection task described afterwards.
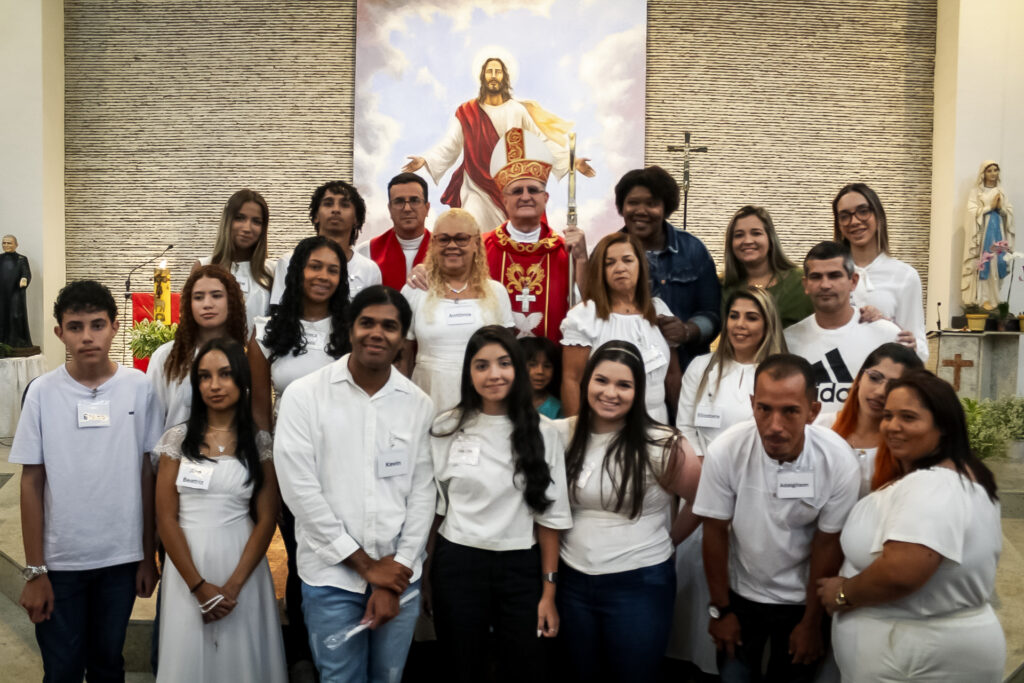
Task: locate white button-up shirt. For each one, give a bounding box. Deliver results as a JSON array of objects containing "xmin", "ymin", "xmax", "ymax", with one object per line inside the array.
[{"xmin": 274, "ymin": 355, "xmax": 436, "ymax": 592}]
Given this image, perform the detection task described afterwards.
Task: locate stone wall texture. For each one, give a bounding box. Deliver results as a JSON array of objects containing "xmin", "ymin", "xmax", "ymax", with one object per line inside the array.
[{"xmin": 64, "ymin": 1, "xmax": 935, "ymax": 358}]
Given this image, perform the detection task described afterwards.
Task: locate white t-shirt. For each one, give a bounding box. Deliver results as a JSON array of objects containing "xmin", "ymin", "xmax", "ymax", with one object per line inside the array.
[
  {"xmin": 676, "ymin": 354, "xmax": 756, "ymax": 457},
  {"xmin": 784, "ymin": 312, "xmax": 900, "ymax": 414},
  {"xmin": 402, "ymin": 280, "xmax": 515, "ymax": 415},
  {"xmin": 9, "ymin": 364, "xmax": 163, "ymax": 571},
  {"xmin": 555, "ymin": 420, "xmax": 676, "ymax": 574},
  {"xmin": 270, "ymin": 248, "xmax": 382, "ymax": 305},
  {"xmin": 693, "ymin": 421, "xmax": 860, "ymax": 604},
  {"xmin": 197, "ymin": 256, "xmax": 271, "ymax": 335},
  {"xmin": 839, "ymin": 467, "xmax": 1001, "ymax": 618},
  {"xmin": 431, "ymin": 411, "xmax": 573, "ymax": 551},
  {"xmin": 561, "ymin": 299, "xmax": 674, "ymax": 424},
  {"xmin": 850, "ymin": 253, "xmax": 928, "ymax": 361},
  {"xmin": 147, "ymin": 341, "xmax": 192, "ymax": 432},
  {"xmin": 254, "ymin": 315, "xmax": 337, "ymax": 399}
]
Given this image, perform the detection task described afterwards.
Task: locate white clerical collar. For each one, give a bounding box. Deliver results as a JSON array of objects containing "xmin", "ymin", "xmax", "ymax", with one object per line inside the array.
[
  {"xmin": 507, "ymin": 224, "xmax": 541, "ymax": 244},
  {"xmin": 397, "ymin": 234, "xmax": 423, "ymax": 251}
]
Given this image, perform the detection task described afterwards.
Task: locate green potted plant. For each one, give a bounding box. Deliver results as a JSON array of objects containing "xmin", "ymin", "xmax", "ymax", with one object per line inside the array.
[
  {"xmin": 961, "ymin": 397, "xmax": 1009, "ymax": 460},
  {"xmin": 992, "ymin": 396, "xmax": 1024, "ymax": 461},
  {"xmin": 129, "ymin": 319, "xmax": 177, "ymax": 359},
  {"xmin": 962, "ymin": 303, "xmax": 989, "ymax": 332}
]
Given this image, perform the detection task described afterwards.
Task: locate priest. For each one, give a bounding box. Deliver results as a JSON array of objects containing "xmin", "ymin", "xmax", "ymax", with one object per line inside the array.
[
  {"xmin": 359, "ymin": 173, "xmax": 432, "ymax": 290},
  {"xmin": 0, "ymin": 234, "xmax": 32, "ymax": 347}
]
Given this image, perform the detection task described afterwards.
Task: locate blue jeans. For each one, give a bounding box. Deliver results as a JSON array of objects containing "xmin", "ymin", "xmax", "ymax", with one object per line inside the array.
[
  {"xmin": 556, "ymin": 558, "xmax": 675, "ymax": 683},
  {"xmin": 301, "ymin": 579, "xmax": 420, "ymax": 683},
  {"xmin": 35, "ymin": 561, "xmax": 138, "ymax": 683}
]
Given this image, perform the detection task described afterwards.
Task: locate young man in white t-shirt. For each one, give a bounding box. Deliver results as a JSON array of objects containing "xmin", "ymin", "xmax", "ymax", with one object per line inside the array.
[
  {"xmin": 274, "ymin": 285, "xmax": 436, "ymax": 682},
  {"xmin": 694, "ymin": 354, "xmax": 860, "ymax": 683},
  {"xmin": 785, "ymin": 241, "xmax": 900, "ymax": 414},
  {"xmin": 271, "ymin": 180, "xmax": 383, "ymax": 305},
  {"xmin": 10, "ymin": 280, "xmax": 163, "ymax": 681}
]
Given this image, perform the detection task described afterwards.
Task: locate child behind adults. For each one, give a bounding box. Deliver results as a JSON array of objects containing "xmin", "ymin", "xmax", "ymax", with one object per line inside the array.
[{"xmin": 11, "ymin": 280, "xmax": 163, "ymax": 681}]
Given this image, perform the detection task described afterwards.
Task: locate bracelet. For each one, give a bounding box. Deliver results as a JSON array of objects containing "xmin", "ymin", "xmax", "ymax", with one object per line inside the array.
[
  {"xmin": 199, "ymin": 594, "xmax": 225, "ymax": 614},
  {"xmin": 189, "ymin": 578, "xmax": 206, "ymax": 594},
  {"xmin": 835, "ymin": 580, "xmax": 850, "ymax": 607}
]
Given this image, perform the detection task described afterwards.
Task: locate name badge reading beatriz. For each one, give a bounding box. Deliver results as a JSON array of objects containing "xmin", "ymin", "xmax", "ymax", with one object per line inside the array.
[
  {"xmin": 777, "ymin": 470, "xmax": 815, "ymax": 499},
  {"xmin": 77, "ymin": 400, "xmax": 111, "ymax": 428},
  {"xmin": 176, "ymin": 460, "xmax": 216, "ymax": 490}
]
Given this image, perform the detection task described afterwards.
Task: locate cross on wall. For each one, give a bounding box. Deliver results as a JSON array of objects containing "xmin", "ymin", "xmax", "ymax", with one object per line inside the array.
[{"xmin": 941, "ymin": 353, "xmax": 974, "ymax": 391}]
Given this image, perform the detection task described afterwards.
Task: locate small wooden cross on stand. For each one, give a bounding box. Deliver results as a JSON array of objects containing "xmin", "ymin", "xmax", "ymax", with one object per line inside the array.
[
  {"xmin": 516, "ymin": 290, "xmax": 537, "ymax": 313},
  {"xmin": 941, "ymin": 353, "xmax": 974, "ymax": 392},
  {"xmin": 666, "ymin": 132, "xmax": 708, "ymax": 232}
]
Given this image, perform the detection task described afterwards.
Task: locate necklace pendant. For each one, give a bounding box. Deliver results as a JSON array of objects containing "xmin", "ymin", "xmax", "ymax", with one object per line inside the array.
[{"xmin": 217, "ymin": 445, "xmax": 226, "ymax": 454}]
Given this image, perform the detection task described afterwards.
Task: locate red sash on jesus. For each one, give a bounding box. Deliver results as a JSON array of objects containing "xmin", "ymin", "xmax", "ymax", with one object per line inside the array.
[
  {"xmin": 368, "ymin": 228, "xmax": 431, "ymax": 291},
  {"xmin": 484, "ymin": 220, "xmax": 569, "ymax": 343},
  {"xmin": 441, "ymin": 100, "xmax": 508, "ymax": 218}
]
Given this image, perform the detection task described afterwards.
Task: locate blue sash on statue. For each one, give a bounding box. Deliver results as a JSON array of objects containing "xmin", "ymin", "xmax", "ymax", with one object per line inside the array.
[{"xmin": 979, "ymin": 211, "xmax": 1007, "ymax": 281}]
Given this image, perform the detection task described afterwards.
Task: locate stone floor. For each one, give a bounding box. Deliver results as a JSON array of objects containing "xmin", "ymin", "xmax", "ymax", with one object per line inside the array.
[{"xmin": 1, "ymin": 441, "xmax": 1023, "ymax": 680}]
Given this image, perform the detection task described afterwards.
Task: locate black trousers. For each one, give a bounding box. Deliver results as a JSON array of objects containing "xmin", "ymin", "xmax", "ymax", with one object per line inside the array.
[
  {"xmin": 717, "ymin": 590, "xmax": 824, "ymax": 683},
  {"xmin": 431, "ymin": 536, "xmax": 543, "ymax": 683}
]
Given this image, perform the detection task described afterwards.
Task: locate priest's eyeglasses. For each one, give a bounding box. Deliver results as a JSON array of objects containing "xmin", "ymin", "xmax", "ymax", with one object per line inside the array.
[
  {"xmin": 837, "ymin": 205, "xmax": 874, "ymax": 226},
  {"xmin": 390, "ymin": 197, "xmax": 424, "ymax": 208},
  {"xmin": 503, "ymin": 186, "xmax": 546, "ymax": 196},
  {"xmin": 433, "ymin": 233, "xmax": 473, "ymax": 247}
]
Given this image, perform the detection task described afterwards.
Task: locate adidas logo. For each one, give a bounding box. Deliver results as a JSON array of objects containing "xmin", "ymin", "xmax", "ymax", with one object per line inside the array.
[{"xmin": 810, "ymin": 348, "xmax": 853, "ymax": 403}]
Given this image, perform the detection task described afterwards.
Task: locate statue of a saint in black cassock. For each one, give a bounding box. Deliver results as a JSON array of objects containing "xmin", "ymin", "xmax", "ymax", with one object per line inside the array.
[{"xmin": 0, "ymin": 234, "xmax": 32, "ymax": 347}]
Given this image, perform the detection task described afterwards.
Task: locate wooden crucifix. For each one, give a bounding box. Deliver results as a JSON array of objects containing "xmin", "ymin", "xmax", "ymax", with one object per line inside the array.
[
  {"xmin": 941, "ymin": 353, "xmax": 974, "ymax": 392},
  {"xmin": 666, "ymin": 132, "xmax": 708, "ymax": 232}
]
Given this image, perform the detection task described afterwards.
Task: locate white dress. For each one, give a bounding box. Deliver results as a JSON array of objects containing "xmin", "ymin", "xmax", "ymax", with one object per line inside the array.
[
  {"xmin": 155, "ymin": 426, "xmax": 287, "ymax": 683},
  {"xmin": 560, "ymin": 299, "xmax": 674, "ymax": 424},
  {"xmin": 198, "ymin": 256, "xmax": 271, "ymax": 336},
  {"xmin": 849, "ymin": 253, "xmax": 928, "ymax": 361},
  {"xmin": 402, "ymin": 280, "xmax": 514, "ymax": 415}
]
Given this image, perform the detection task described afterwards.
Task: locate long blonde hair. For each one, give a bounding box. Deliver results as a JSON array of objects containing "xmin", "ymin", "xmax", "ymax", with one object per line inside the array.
[
  {"xmin": 696, "ymin": 287, "xmax": 786, "ymax": 400},
  {"xmin": 211, "ymin": 189, "xmax": 273, "ymax": 290},
  {"xmin": 424, "ymin": 209, "xmax": 498, "ymax": 321}
]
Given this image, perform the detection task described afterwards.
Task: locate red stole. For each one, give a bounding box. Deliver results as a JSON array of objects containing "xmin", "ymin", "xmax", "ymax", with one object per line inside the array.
[
  {"xmin": 369, "ymin": 228, "xmax": 431, "ymax": 291},
  {"xmin": 441, "ymin": 100, "xmax": 508, "ymax": 218},
  {"xmin": 483, "ymin": 221, "xmax": 569, "ymax": 343}
]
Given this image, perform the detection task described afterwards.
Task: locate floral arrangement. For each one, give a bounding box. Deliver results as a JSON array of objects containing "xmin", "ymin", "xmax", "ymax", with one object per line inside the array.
[{"xmin": 129, "ymin": 319, "xmax": 177, "ymax": 359}]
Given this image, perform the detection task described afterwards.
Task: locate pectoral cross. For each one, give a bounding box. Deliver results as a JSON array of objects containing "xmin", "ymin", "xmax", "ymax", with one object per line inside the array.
[
  {"xmin": 941, "ymin": 353, "xmax": 974, "ymax": 391},
  {"xmin": 667, "ymin": 132, "xmax": 708, "ymax": 232},
  {"xmin": 516, "ymin": 290, "xmax": 537, "ymax": 312}
]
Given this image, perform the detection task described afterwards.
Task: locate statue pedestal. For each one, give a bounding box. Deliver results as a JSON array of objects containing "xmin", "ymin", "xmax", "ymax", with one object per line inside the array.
[
  {"xmin": 0, "ymin": 354, "xmax": 46, "ymax": 437},
  {"xmin": 930, "ymin": 330, "xmax": 1024, "ymax": 400}
]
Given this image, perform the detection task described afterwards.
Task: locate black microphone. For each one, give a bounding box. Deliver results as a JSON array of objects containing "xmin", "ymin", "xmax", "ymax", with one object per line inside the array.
[
  {"xmin": 125, "ymin": 244, "xmax": 174, "ymax": 300},
  {"xmin": 936, "ymin": 302, "xmax": 942, "ymax": 331}
]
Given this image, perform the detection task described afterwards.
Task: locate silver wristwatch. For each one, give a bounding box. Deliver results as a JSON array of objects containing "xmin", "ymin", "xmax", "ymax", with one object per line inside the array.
[
  {"xmin": 542, "ymin": 571, "xmax": 558, "ymax": 584},
  {"xmin": 22, "ymin": 565, "xmax": 48, "ymax": 582}
]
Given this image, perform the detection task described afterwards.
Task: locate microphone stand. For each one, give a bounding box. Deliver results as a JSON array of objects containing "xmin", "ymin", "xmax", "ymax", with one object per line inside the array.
[{"xmin": 122, "ymin": 244, "xmax": 174, "ymax": 364}]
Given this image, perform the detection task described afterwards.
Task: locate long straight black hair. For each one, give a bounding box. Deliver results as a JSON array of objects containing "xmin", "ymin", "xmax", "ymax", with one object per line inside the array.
[
  {"xmin": 433, "ymin": 325, "xmax": 552, "ymax": 513},
  {"xmin": 564, "ymin": 340, "xmax": 674, "ymax": 519},
  {"xmin": 885, "ymin": 370, "xmax": 997, "ymax": 502},
  {"xmin": 182, "ymin": 338, "xmax": 264, "ymax": 494}
]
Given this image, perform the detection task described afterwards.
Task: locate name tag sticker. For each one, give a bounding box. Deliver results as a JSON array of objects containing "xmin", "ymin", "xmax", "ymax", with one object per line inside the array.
[
  {"xmin": 694, "ymin": 405, "xmax": 723, "ymax": 429},
  {"xmin": 450, "ymin": 436, "xmax": 480, "ymax": 466},
  {"xmin": 577, "ymin": 463, "xmax": 595, "ymax": 489},
  {"xmin": 306, "ymin": 331, "xmax": 325, "ymax": 350},
  {"xmin": 777, "ymin": 470, "xmax": 815, "ymax": 499},
  {"xmin": 445, "ymin": 304, "xmax": 478, "ymax": 327},
  {"xmin": 640, "ymin": 345, "xmax": 668, "ymax": 373},
  {"xmin": 77, "ymin": 400, "xmax": 111, "ymax": 428},
  {"xmin": 176, "ymin": 460, "xmax": 216, "ymax": 490},
  {"xmin": 237, "ymin": 278, "xmax": 250, "ymax": 294},
  {"xmin": 377, "ymin": 451, "xmax": 409, "ymax": 478}
]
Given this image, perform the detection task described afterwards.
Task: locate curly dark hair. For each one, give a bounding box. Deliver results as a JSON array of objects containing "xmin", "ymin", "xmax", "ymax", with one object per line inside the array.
[
  {"xmin": 164, "ymin": 265, "xmax": 248, "ymax": 382},
  {"xmin": 433, "ymin": 325, "xmax": 552, "ymax": 514},
  {"xmin": 308, "ymin": 180, "xmax": 367, "ymax": 246},
  {"xmin": 182, "ymin": 338, "xmax": 264, "ymax": 494},
  {"xmin": 262, "ymin": 236, "xmax": 350, "ymax": 363},
  {"xmin": 53, "ymin": 280, "xmax": 117, "ymax": 325},
  {"xmin": 614, "ymin": 166, "xmax": 680, "ymax": 218},
  {"xmin": 564, "ymin": 340, "xmax": 674, "ymax": 519}
]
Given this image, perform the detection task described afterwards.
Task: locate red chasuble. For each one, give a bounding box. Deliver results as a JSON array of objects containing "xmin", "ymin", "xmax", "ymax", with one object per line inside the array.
[
  {"xmin": 483, "ymin": 221, "xmax": 570, "ymax": 343},
  {"xmin": 368, "ymin": 228, "xmax": 431, "ymax": 291},
  {"xmin": 441, "ymin": 101, "xmax": 508, "ymax": 218}
]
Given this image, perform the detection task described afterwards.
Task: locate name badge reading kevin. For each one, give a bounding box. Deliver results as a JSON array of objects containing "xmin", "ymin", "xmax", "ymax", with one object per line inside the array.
[
  {"xmin": 376, "ymin": 451, "xmax": 410, "ymax": 478},
  {"xmin": 176, "ymin": 460, "xmax": 216, "ymax": 490},
  {"xmin": 77, "ymin": 400, "xmax": 111, "ymax": 428},
  {"xmin": 449, "ymin": 436, "xmax": 481, "ymax": 466},
  {"xmin": 445, "ymin": 304, "xmax": 477, "ymax": 327},
  {"xmin": 777, "ymin": 470, "xmax": 815, "ymax": 499},
  {"xmin": 694, "ymin": 405, "xmax": 723, "ymax": 429}
]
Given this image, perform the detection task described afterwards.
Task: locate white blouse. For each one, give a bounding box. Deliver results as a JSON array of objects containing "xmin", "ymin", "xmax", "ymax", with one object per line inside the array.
[
  {"xmin": 401, "ymin": 280, "xmax": 514, "ymax": 415},
  {"xmin": 850, "ymin": 253, "xmax": 928, "ymax": 361},
  {"xmin": 253, "ymin": 315, "xmax": 337, "ymax": 399},
  {"xmin": 676, "ymin": 354, "xmax": 756, "ymax": 457},
  {"xmin": 556, "ymin": 421, "xmax": 676, "ymax": 575},
  {"xmin": 561, "ymin": 298, "xmax": 673, "ymax": 424},
  {"xmin": 838, "ymin": 467, "xmax": 1001, "ymax": 619},
  {"xmin": 147, "ymin": 341, "xmax": 191, "ymax": 432},
  {"xmin": 431, "ymin": 411, "xmax": 572, "ymax": 551},
  {"xmin": 197, "ymin": 256, "xmax": 271, "ymax": 335}
]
